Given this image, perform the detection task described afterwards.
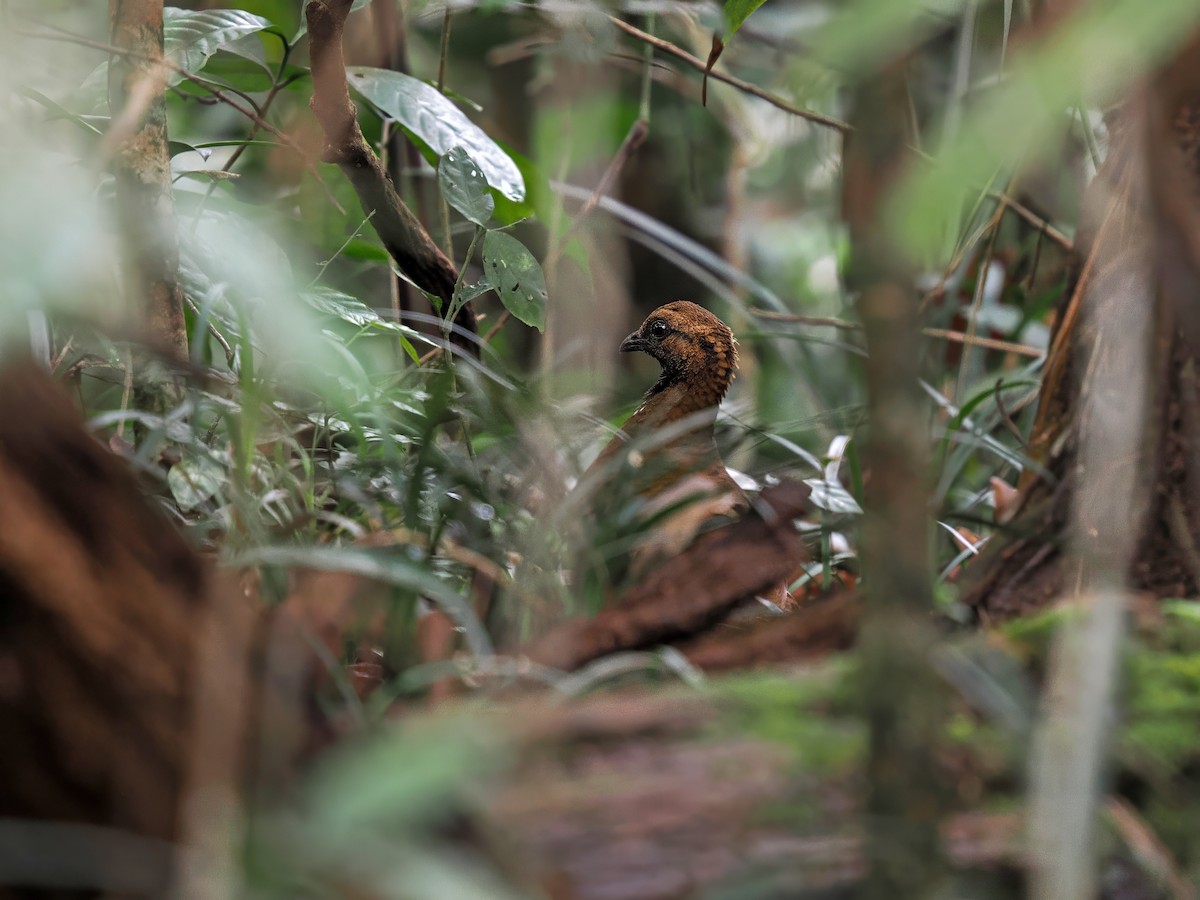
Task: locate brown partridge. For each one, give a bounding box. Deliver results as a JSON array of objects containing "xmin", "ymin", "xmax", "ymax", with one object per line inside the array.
[{"xmin": 587, "ymin": 301, "xmax": 747, "ymax": 561}]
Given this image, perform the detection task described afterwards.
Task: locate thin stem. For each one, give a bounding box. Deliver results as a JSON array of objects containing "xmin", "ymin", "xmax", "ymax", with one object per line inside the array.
[
  {"xmin": 445, "ymin": 224, "xmax": 484, "ymax": 333},
  {"xmin": 436, "ymin": 8, "xmax": 452, "ymax": 92},
  {"xmin": 637, "ymin": 13, "xmax": 655, "ymax": 123},
  {"xmin": 608, "ymin": 16, "xmax": 849, "ymax": 134}
]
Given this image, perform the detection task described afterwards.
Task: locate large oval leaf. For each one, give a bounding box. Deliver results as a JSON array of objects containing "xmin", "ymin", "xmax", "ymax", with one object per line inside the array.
[
  {"xmin": 75, "ymin": 7, "xmax": 273, "ymax": 111},
  {"xmin": 481, "ymin": 231, "xmax": 547, "ymax": 332},
  {"xmin": 163, "ymin": 8, "xmax": 272, "ymax": 82},
  {"xmin": 438, "ymin": 147, "xmax": 494, "ymax": 227},
  {"xmin": 346, "ymin": 66, "xmax": 525, "ymax": 202}
]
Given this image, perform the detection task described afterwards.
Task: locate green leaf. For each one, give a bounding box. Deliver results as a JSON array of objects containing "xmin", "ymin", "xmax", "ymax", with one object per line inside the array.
[
  {"xmin": 167, "ymin": 454, "xmax": 226, "ymax": 511},
  {"xmin": 77, "ymin": 7, "xmax": 273, "ymax": 109},
  {"xmin": 480, "ymin": 231, "xmax": 547, "ymax": 332},
  {"xmin": 724, "ymin": 0, "xmax": 771, "ymax": 35},
  {"xmin": 302, "ymin": 286, "xmax": 425, "ymax": 339},
  {"xmin": 346, "ymin": 67, "xmax": 525, "ymax": 202},
  {"xmin": 162, "ymin": 7, "xmax": 273, "ymax": 82},
  {"xmin": 438, "ymin": 147, "xmax": 494, "ymax": 227}
]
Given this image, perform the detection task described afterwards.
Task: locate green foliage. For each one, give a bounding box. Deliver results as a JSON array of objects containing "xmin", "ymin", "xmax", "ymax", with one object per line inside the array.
[
  {"xmin": 713, "ymin": 663, "xmax": 863, "ymax": 773},
  {"xmin": 723, "ymin": 0, "xmax": 772, "ymax": 36},
  {"xmin": 13, "ymin": 0, "xmax": 1200, "ymax": 891},
  {"xmin": 479, "ymin": 231, "xmax": 547, "ymax": 332},
  {"xmin": 346, "ymin": 66, "xmax": 525, "ymax": 201},
  {"xmin": 161, "ymin": 7, "xmax": 276, "ymax": 80},
  {"xmin": 438, "ymin": 147, "xmax": 494, "ymax": 227}
]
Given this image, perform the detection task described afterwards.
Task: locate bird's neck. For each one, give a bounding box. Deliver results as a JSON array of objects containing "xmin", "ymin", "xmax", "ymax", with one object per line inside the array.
[
  {"xmin": 631, "ymin": 377, "xmax": 727, "ymax": 436},
  {"xmin": 645, "ymin": 367, "xmax": 731, "ymax": 417}
]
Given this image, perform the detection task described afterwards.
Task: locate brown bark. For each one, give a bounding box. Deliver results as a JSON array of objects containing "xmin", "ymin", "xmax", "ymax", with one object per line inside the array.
[
  {"xmin": 962, "ymin": 54, "xmax": 1200, "ymax": 621},
  {"xmin": 108, "ymin": 0, "xmax": 188, "ymax": 363},
  {"xmin": 305, "ymin": 0, "xmax": 479, "ymax": 356},
  {"xmin": 0, "ymin": 363, "xmax": 320, "ymax": 893},
  {"xmin": 842, "ymin": 60, "xmax": 948, "ymax": 896},
  {"xmin": 678, "ymin": 589, "xmax": 860, "ymax": 673},
  {"xmin": 0, "ymin": 360, "xmax": 203, "ymax": 881}
]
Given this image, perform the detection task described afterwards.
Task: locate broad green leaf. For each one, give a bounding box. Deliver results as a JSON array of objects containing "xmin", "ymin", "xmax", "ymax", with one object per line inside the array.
[
  {"xmin": 77, "ymin": 7, "xmax": 273, "ymax": 109},
  {"xmin": 346, "ymin": 66, "xmax": 525, "ymax": 202},
  {"xmin": 302, "ymin": 286, "xmax": 428, "ymax": 344},
  {"xmin": 480, "ymin": 231, "xmax": 547, "ymax": 332},
  {"xmin": 163, "ymin": 7, "xmax": 272, "ymax": 82},
  {"xmin": 438, "ymin": 147, "xmax": 494, "ymax": 227},
  {"xmin": 724, "ymin": 0, "xmax": 771, "ymax": 35},
  {"xmin": 168, "ymin": 454, "xmax": 226, "ymax": 511}
]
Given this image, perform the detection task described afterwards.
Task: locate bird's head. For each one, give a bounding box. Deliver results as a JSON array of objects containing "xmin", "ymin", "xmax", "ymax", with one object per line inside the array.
[{"xmin": 620, "ymin": 301, "xmax": 737, "ymax": 400}]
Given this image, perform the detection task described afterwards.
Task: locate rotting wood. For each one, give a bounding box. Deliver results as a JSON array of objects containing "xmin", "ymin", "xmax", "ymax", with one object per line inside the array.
[
  {"xmin": 678, "ymin": 589, "xmax": 860, "ymax": 673},
  {"xmin": 523, "ymin": 480, "xmax": 810, "ymax": 672}
]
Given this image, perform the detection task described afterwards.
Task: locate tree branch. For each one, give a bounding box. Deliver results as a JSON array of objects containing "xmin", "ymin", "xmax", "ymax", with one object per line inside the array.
[
  {"xmin": 607, "ymin": 16, "xmax": 850, "ymax": 134},
  {"xmin": 305, "ymin": 0, "xmax": 478, "ymax": 356},
  {"xmin": 108, "ymin": 0, "xmax": 188, "ymax": 365}
]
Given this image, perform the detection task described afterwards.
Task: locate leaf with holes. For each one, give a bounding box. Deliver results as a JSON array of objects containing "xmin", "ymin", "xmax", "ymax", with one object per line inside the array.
[
  {"xmin": 346, "ymin": 67, "xmax": 525, "ymax": 202},
  {"xmin": 438, "ymin": 147, "xmax": 494, "ymax": 227},
  {"xmin": 481, "ymin": 231, "xmax": 546, "ymax": 332}
]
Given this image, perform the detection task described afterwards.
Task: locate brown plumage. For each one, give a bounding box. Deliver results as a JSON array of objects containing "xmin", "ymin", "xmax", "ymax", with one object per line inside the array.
[{"xmin": 587, "ymin": 301, "xmax": 747, "ymax": 558}]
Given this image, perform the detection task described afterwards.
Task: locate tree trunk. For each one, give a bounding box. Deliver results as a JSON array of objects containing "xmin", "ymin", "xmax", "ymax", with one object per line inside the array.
[
  {"xmin": 108, "ymin": 0, "xmax": 189, "ymax": 363},
  {"xmin": 963, "ymin": 79, "xmax": 1200, "ymax": 620},
  {"xmin": 843, "ymin": 59, "xmax": 948, "ymax": 897}
]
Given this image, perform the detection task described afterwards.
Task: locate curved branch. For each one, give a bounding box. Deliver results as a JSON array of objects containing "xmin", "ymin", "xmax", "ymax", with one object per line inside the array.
[{"xmin": 305, "ymin": 0, "xmax": 478, "ymax": 356}]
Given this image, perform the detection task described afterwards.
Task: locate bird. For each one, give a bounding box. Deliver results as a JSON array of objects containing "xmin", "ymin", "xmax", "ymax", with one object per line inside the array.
[{"xmin": 584, "ymin": 301, "xmax": 747, "ymax": 571}]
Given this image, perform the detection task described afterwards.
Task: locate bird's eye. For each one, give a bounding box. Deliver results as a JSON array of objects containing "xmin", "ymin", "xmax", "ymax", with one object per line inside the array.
[{"xmin": 649, "ymin": 320, "xmax": 669, "ymax": 338}]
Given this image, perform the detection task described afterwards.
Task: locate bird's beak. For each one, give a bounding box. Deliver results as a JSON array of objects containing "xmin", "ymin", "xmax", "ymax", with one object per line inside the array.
[{"xmin": 620, "ymin": 331, "xmax": 645, "ymax": 353}]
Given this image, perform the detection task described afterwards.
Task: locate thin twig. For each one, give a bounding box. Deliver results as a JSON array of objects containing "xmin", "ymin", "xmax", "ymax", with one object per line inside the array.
[
  {"xmin": 607, "ymin": 16, "xmax": 850, "ymax": 134},
  {"xmin": 990, "ymin": 191, "xmax": 1073, "ymax": 251},
  {"xmin": 117, "ymin": 348, "xmax": 134, "ymax": 440},
  {"xmin": 482, "ymin": 309, "xmax": 511, "ymax": 344},
  {"xmin": 750, "ymin": 308, "xmax": 1044, "ymax": 358},
  {"xmin": 923, "ymin": 327, "xmax": 1044, "ymax": 358},
  {"xmin": 993, "ymin": 377, "xmax": 1030, "ymax": 450},
  {"xmin": 436, "ymin": 8, "xmax": 452, "ymax": 92}
]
